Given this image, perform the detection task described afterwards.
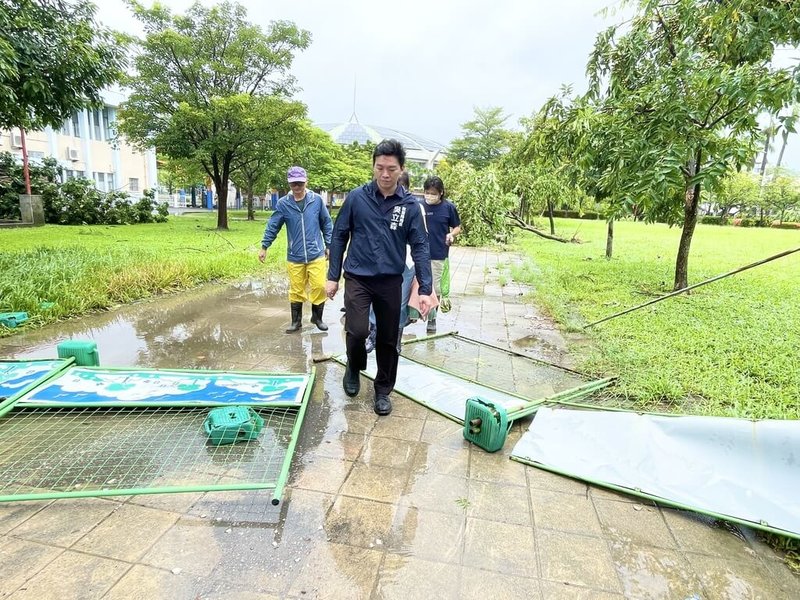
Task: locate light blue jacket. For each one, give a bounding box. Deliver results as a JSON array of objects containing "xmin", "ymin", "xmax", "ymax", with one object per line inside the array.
[{"xmin": 261, "ymin": 192, "xmax": 333, "ymax": 264}]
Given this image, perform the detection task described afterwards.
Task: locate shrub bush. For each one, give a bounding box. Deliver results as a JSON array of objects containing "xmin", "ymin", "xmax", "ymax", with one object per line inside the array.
[
  {"xmin": 700, "ymin": 215, "xmax": 728, "ymax": 225},
  {"xmin": 0, "ymin": 152, "xmax": 61, "ymax": 220},
  {"xmin": 550, "ymin": 210, "xmax": 604, "ymax": 220},
  {"xmin": 770, "ymin": 222, "xmax": 800, "ymax": 230}
]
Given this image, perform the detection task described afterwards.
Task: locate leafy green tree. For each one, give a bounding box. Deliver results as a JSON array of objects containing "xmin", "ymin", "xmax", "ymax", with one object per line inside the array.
[
  {"xmin": 764, "ymin": 169, "xmax": 800, "ymax": 224},
  {"xmin": 0, "ymin": 0, "xmax": 126, "ymax": 193},
  {"xmin": 282, "ymin": 135, "xmax": 372, "ymax": 195},
  {"xmin": 714, "ymin": 170, "xmax": 759, "ymax": 220},
  {"xmin": 158, "ymin": 155, "xmax": 206, "ymax": 197},
  {"xmin": 586, "ymin": 0, "xmax": 800, "ymax": 289},
  {"xmin": 228, "ymin": 97, "xmax": 307, "ymax": 220},
  {"xmin": 117, "ymin": 0, "xmax": 310, "ymax": 230},
  {"xmin": 448, "ymin": 106, "xmax": 514, "ymax": 169},
  {"xmin": 440, "ymin": 161, "xmax": 515, "ymax": 246}
]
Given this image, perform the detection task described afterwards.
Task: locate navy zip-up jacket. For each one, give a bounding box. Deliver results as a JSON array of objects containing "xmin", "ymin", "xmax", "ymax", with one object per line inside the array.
[
  {"xmin": 261, "ymin": 191, "xmax": 333, "ymax": 264},
  {"xmin": 327, "ymin": 181, "xmax": 433, "ymax": 295}
]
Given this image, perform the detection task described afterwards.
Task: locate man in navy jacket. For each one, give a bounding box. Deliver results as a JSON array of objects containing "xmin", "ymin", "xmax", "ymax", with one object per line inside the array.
[{"xmin": 326, "ymin": 140, "xmax": 434, "ymax": 416}]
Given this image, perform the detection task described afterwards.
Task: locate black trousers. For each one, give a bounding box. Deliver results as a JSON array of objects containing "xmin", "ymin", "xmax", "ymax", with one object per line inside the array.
[{"xmin": 344, "ymin": 273, "xmax": 402, "ymax": 395}]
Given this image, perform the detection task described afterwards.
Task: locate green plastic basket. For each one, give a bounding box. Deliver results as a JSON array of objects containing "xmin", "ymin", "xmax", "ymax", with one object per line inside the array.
[
  {"xmin": 203, "ymin": 406, "xmax": 265, "ymax": 446},
  {"xmin": 57, "ymin": 340, "xmax": 100, "ymax": 366}
]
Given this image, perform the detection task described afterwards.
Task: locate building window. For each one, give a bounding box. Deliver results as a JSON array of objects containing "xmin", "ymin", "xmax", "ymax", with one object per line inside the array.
[
  {"xmin": 102, "ymin": 108, "xmax": 112, "ymax": 140},
  {"xmin": 95, "ymin": 172, "xmax": 106, "ymax": 192},
  {"xmin": 71, "ymin": 112, "xmax": 81, "ymax": 138},
  {"xmin": 91, "ymin": 109, "xmax": 102, "ymax": 140},
  {"xmin": 107, "ymin": 172, "xmax": 115, "ymax": 190},
  {"xmin": 129, "ymin": 177, "xmax": 139, "ymax": 192},
  {"xmin": 61, "ymin": 120, "xmax": 72, "ymax": 137}
]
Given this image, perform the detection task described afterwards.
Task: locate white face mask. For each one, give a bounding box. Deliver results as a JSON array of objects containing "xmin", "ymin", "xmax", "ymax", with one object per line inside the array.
[{"xmin": 424, "ymin": 193, "xmax": 441, "ymax": 204}]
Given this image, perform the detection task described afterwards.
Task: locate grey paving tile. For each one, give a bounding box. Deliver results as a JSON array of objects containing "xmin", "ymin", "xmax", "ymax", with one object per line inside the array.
[
  {"xmin": 287, "ymin": 542, "xmax": 382, "ymax": 599},
  {"xmin": 594, "ymin": 498, "xmax": 677, "ymax": 550},
  {"xmin": 375, "ymin": 554, "xmax": 461, "ymax": 600},
  {"xmin": 537, "ymin": 529, "xmax": 622, "ymax": 593},
  {"xmin": 686, "ymin": 551, "xmax": 791, "ymax": 599},
  {"xmin": 0, "ymin": 537, "xmax": 62, "ymax": 597},
  {"xmin": 340, "ymin": 462, "xmax": 409, "ymax": 504},
  {"xmin": 530, "ymin": 488, "xmax": 603, "ymax": 535},
  {"xmin": 7, "ymin": 550, "xmax": 129, "ymax": 600},
  {"xmin": 10, "ymin": 498, "xmax": 118, "ymax": 548},
  {"xmin": 462, "ymin": 517, "xmax": 537, "ymax": 578}
]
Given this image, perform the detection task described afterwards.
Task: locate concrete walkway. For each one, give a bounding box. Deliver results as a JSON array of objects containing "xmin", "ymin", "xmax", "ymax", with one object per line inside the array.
[{"xmin": 0, "ymin": 247, "xmax": 797, "ymax": 599}]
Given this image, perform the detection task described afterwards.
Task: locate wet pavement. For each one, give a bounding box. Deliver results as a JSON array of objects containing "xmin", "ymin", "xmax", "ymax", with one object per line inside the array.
[{"xmin": 1, "ymin": 246, "xmax": 798, "ymax": 599}]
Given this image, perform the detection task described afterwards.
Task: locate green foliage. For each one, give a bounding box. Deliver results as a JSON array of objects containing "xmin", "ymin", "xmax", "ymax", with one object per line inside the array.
[
  {"xmin": 0, "ymin": 214, "xmax": 279, "ymax": 333},
  {"xmin": 158, "ymin": 155, "xmax": 205, "ymax": 195},
  {"xmin": 441, "ymin": 161, "xmax": 515, "ymax": 245},
  {"xmin": 40, "ymin": 178, "xmax": 168, "ymax": 226},
  {"xmin": 713, "ymin": 170, "xmax": 759, "ymax": 217},
  {"xmin": 0, "ymin": 0, "xmax": 126, "ymax": 131},
  {"xmin": 699, "ymin": 215, "xmax": 727, "ymax": 226},
  {"xmin": 512, "ymin": 218, "xmax": 800, "ymax": 419},
  {"xmin": 573, "ymin": 0, "xmax": 800, "ymax": 288},
  {"xmin": 763, "ymin": 169, "xmax": 800, "ymax": 224},
  {"xmin": 448, "ymin": 106, "xmax": 514, "ymax": 169},
  {"xmin": 118, "ymin": 0, "xmax": 311, "ymax": 229},
  {"xmin": 0, "ymin": 151, "xmax": 61, "ymax": 220}
]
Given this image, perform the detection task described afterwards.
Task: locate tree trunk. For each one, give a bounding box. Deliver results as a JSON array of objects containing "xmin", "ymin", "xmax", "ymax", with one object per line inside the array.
[
  {"xmin": 20, "ymin": 128, "xmax": 32, "ymax": 195},
  {"xmin": 674, "ymin": 180, "xmax": 701, "ymax": 290},
  {"xmin": 247, "ymin": 190, "xmax": 255, "ymax": 221},
  {"xmin": 759, "ymin": 133, "xmax": 771, "ymax": 177},
  {"xmin": 605, "ymin": 219, "xmax": 614, "ymax": 259},
  {"xmin": 215, "ymin": 159, "xmax": 230, "ymax": 230},
  {"xmin": 776, "ymin": 132, "xmax": 788, "ymax": 168},
  {"xmin": 214, "ymin": 175, "xmax": 229, "ymax": 229},
  {"xmin": 546, "ymin": 199, "xmax": 555, "ymax": 235}
]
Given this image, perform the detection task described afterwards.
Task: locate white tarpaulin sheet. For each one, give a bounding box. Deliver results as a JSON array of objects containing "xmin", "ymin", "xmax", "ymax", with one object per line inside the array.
[
  {"xmin": 512, "ymin": 406, "xmax": 800, "ymax": 538},
  {"xmin": 332, "ymin": 353, "xmax": 531, "ymax": 423}
]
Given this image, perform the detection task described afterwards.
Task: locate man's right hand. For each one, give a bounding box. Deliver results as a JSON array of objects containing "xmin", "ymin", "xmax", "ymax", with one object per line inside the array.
[
  {"xmin": 326, "ymin": 280, "xmax": 339, "ymax": 299},
  {"xmin": 258, "ymin": 248, "xmax": 266, "ymax": 263}
]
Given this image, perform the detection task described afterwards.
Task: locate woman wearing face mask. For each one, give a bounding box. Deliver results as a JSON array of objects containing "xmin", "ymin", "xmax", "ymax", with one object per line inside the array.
[{"xmin": 421, "ymin": 176, "xmax": 461, "ymax": 333}]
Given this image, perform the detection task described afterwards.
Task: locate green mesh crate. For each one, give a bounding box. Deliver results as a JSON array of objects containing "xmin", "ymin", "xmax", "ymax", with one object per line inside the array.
[
  {"xmin": 204, "ymin": 406, "xmax": 264, "ymax": 446},
  {"xmin": 57, "ymin": 340, "xmax": 100, "ymax": 366},
  {"xmin": 463, "ymin": 397, "xmax": 511, "ymax": 453},
  {"xmin": 0, "ymin": 312, "xmax": 28, "ymax": 329}
]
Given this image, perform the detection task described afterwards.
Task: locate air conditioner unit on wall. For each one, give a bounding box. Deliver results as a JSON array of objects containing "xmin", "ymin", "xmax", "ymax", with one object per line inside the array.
[
  {"xmin": 11, "ymin": 132, "xmax": 22, "ymax": 148},
  {"xmin": 67, "ymin": 147, "xmax": 79, "ymax": 161}
]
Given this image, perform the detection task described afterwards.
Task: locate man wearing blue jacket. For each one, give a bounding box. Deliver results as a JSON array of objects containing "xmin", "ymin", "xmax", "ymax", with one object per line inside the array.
[
  {"xmin": 259, "ymin": 166, "xmax": 333, "ymax": 333},
  {"xmin": 326, "ymin": 140, "xmax": 434, "ymax": 416}
]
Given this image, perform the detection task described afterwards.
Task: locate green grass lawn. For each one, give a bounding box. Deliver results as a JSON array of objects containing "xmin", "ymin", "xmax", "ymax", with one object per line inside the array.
[
  {"xmin": 0, "ymin": 212, "xmax": 283, "ymax": 334},
  {"xmin": 511, "ymin": 218, "xmax": 800, "ymax": 419}
]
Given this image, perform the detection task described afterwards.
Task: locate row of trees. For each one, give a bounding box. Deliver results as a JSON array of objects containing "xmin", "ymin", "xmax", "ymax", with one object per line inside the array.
[
  {"xmin": 443, "ymin": 0, "xmax": 800, "ymax": 290},
  {"xmin": 117, "ymin": 1, "xmax": 374, "ymax": 228},
  {"xmin": 3, "ymin": 0, "xmax": 371, "ymax": 228}
]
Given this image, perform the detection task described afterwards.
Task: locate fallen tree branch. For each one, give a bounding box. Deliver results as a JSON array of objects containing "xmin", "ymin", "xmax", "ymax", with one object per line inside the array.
[{"xmin": 506, "ymin": 213, "xmax": 573, "ymax": 243}]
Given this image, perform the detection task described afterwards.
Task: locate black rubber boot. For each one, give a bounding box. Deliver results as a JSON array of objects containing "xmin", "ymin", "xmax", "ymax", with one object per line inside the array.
[
  {"xmin": 426, "ymin": 318, "xmax": 437, "ymax": 334},
  {"xmin": 286, "ymin": 302, "xmax": 302, "ymax": 333},
  {"xmin": 310, "ymin": 303, "xmax": 328, "ymax": 331}
]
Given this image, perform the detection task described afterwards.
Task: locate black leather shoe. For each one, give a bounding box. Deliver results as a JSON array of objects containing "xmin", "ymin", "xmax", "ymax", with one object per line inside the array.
[
  {"xmin": 374, "ymin": 393, "xmax": 392, "ymax": 416},
  {"xmin": 342, "ymin": 364, "xmax": 360, "ymax": 397}
]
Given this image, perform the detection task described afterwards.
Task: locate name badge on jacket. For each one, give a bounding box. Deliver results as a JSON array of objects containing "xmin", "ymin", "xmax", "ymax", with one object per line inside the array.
[{"xmin": 390, "ymin": 205, "xmax": 407, "ymax": 230}]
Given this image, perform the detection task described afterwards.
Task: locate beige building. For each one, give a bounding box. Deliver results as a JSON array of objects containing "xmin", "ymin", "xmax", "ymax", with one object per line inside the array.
[{"xmin": 0, "ymin": 89, "xmax": 157, "ymax": 199}]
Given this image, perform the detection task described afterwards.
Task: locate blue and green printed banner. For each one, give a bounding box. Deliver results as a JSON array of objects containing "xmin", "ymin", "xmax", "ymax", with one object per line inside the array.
[
  {"xmin": 1, "ymin": 359, "xmax": 73, "ymax": 401},
  {"xmin": 16, "ymin": 367, "xmax": 310, "ymax": 407}
]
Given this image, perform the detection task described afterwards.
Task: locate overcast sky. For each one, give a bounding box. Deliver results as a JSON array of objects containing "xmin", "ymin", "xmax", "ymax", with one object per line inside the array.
[{"xmin": 95, "ymin": 0, "xmax": 800, "ymax": 172}]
